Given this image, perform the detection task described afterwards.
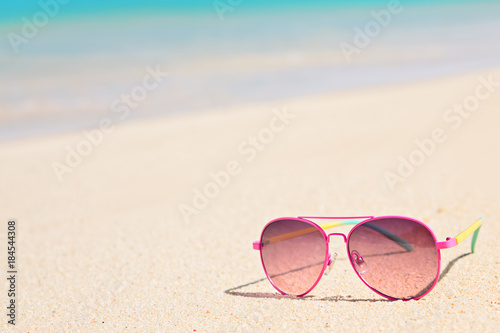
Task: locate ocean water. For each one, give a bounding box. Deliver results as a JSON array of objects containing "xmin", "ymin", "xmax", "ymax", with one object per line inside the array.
[{"xmin": 0, "ymin": 0, "xmax": 499, "ymax": 141}]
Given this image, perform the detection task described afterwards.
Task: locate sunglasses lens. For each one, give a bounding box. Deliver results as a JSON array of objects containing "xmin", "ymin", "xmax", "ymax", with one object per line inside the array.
[
  {"xmin": 260, "ymin": 219, "xmax": 327, "ymax": 296},
  {"xmin": 348, "ymin": 218, "xmax": 439, "ymax": 300}
]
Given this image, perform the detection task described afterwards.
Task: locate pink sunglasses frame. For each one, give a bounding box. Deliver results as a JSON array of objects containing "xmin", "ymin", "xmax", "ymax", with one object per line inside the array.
[{"xmin": 253, "ymin": 215, "xmax": 482, "ymax": 301}]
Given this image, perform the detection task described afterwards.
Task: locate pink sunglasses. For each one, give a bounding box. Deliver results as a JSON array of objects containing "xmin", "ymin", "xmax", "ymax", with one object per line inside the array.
[{"xmin": 253, "ymin": 216, "xmax": 482, "ymax": 300}]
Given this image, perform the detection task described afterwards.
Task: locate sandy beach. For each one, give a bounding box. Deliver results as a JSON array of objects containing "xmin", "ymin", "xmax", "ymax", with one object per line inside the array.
[{"xmin": 0, "ymin": 67, "xmax": 499, "ymax": 332}]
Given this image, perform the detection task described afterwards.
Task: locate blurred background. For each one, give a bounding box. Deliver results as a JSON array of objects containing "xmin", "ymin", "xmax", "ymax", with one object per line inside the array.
[{"xmin": 1, "ymin": 0, "xmax": 499, "ymax": 141}]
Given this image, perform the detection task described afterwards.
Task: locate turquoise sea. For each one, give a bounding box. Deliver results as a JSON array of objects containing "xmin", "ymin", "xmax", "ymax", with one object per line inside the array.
[
  {"xmin": 1, "ymin": 0, "xmax": 499, "ymax": 140},
  {"xmin": 0, "ymin": 0, "xmax": 494, "ymax": 21}
]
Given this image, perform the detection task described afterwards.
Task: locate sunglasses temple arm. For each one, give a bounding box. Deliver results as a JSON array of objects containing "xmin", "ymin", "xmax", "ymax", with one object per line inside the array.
[
  {"xmin": 436, "ymin": 217, "xmax": 483, "ymax": 253},
  {"xmin": 252, "ymin": 218, "xmax": 368, "ymax": 250},
  {"xmin": 363, "ymin": 223, "xmax": 414, "ymax": 251},
  {"xmin": 315, "ymin": 219, "xmax": 413, "ymax": 251},
  {"xmin": 252, "ymin": 217, "xmax": 413, "ymax": 251}
]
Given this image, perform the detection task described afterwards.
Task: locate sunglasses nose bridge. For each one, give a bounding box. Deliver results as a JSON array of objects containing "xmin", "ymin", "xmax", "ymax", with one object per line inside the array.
[{"xmin": 327, "ymin": 233, "xmax": 347, "ymax": 243}]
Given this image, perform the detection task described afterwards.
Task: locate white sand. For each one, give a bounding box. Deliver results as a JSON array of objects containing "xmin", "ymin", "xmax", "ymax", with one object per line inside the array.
[{"xmin": 1, "ymin": 69, "xmax": 499, "ymax": 332}]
